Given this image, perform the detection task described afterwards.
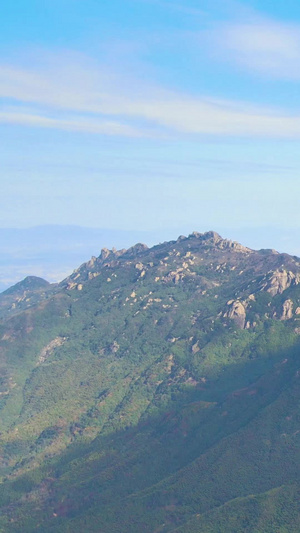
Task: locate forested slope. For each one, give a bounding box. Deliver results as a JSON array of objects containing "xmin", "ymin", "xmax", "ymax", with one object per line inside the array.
[{"xmin": 0, "ymin": 231, "xmax": 300, "ymax": 531}]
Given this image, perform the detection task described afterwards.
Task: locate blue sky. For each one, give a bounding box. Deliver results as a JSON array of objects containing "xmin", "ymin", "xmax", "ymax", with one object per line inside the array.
[{"xmin": 1, "ymin": 0, "xmax": 300, "ymax": 255}]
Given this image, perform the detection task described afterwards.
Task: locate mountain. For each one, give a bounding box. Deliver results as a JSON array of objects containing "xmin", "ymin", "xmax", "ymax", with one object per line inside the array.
[
  {"xmin": 0, "ymin": 276, "xmax": 51, "ymax": 319},
  {"xmin": 2, "ymin": 224, "xmax": 300, "ymax": 294},
  {"xmin": 0, "ymin": 225, "xmax": 178, "ymax": 293},
  {"xmin": 0, "ymin": 231, "xmax": 300, "ymax": 531}
]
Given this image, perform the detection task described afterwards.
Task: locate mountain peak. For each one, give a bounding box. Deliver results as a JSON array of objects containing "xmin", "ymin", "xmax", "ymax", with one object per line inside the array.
[
  {"xmin": 184, "ymin": 230, "xmax": 252, "ymax": 253},
  {"xmin": 2, "ymin": 275, "xmax": 49, "ymax": 296},
  {"xmin": 190, "ymin": 230, "xmax": 222, "ymax": 241},
  {"xmin": 1, "ymin": 230, "xmax": 300, "ymax": 531}
]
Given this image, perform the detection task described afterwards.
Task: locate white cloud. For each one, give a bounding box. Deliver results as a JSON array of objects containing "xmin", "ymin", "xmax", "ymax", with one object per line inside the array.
[
  {"xmin": 212, "ymin": 19, "xmax": 300, "ymax": 79},
  {"xmin": 1, "ymin": 52, "xmax": 300, "ymax": 138},
  {"xmin": 109, "ymin": 96, "xmax": 300, "ymax": 138},
  {"xmin": 0, "ymin": 109, "xmax": 144, "ymax": 137}
]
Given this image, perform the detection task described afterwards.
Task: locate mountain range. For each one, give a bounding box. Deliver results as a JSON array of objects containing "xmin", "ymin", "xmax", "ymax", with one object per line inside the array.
[
  {"xmin": 1, "ymin": 225, "xmax": 300, "ymax": 294},
  {"xmin": 0, "ymin": 231, "xmax": 300, "ymax": 531}
]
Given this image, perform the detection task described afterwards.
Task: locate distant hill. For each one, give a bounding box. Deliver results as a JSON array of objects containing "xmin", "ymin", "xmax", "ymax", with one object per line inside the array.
[
  {"xmin": 0, "ymin": 276, "xmax": 51, "ymax": 319},
  {"xmin": 0, "ymin": 231, "xmax": 300, "ymax": 531},
  {"xmin": 0, "ymin": 225, "xmax": 169, "ymax": 292}
]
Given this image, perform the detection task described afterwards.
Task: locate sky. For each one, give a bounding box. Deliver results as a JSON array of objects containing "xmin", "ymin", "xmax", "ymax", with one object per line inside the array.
[{"xmin": 1, "ymin": 0, "xmax": 300, "ymax": 262}]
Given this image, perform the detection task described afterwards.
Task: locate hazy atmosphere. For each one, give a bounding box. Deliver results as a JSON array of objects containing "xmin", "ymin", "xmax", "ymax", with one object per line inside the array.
[
  {"xmin": 2, "ymin": 3, "xmax": 300, "ymax": 531},
  {"xmin": 1, "ymin": 0, "xmax": 300, "ymax": 288}
]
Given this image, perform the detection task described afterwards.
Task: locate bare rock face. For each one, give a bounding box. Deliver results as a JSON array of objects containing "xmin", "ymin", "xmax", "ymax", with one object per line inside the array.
[
  {"xmin": 88, "ymin": 272, "xmax": 100, "ymax": 280},
  {"xmin": 281, "ymin": 299, "xmax": 293, "ymax": 320},
  {"xmin": 86, "ymin": 256, "xmax": 97, "ymax": 268},
  {"xmin": 218, "ymin": 239, "xmax": 252, "ymax": 253},
  {"xmin": 125, "ymin": 243, "xmax": 148, "ymax": 256},
  {"xmin": 111, "ymin": 341, "xmax": 120, "ymax": 353},
  {"xmin": 66, "ymin": 282, "xmax": 78, "ymax": 290},
  {"xmin": 37, "ymin": 337, "xmax": 67, "ymax": 366},
  {"xmin": 200, "ymin": 231, "xmax": 222, "ymax": 244},
  {"xmin": 225, "ymin": 300, "xmax": 246, "ymax": 329},
  {"xmin": 163, "ymin": 268, "xmax": 185, "ymax": 284},
  {"xmin": 264, "ymin": 269, "xmax": 300, "ymax": 297},
  {"xmin": 187, "ymin": 231, "xmax": 252, "ymax": 253},
  {"xmin": 191, "ymin": 341, "xmax": 200, "ymax": 354},
  {"xmin": 100, "ymin": 248, "xmax": 111, "ymax": 261}
]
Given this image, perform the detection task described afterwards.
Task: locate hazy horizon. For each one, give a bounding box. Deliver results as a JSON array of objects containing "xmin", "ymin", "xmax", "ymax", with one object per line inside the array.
[
  {"xmin": 1, "ymin": 0, "xmax": 300, "ymax": 288},
  {"xmin": 1, "ymin": 223, "xmax": 300, "ymax": 292}
]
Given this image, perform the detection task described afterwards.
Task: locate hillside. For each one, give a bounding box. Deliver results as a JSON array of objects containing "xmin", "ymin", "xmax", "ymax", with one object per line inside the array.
[
  {"xmin": 0, "ymin": 231, "xmax": 300, "ymax": 531},
  {"xmin": 0, "ymin": 276, "xmax": 52, "ymax": 319}
]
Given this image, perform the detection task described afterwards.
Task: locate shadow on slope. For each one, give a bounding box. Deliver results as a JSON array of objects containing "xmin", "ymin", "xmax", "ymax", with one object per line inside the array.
[{"xmin": 1, "ymin": 337, "xmax": 300, "ymax": 532}]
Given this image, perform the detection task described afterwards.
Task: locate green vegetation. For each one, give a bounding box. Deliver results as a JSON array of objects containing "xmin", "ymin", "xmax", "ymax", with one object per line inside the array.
[{"xmin": 0, "ymin": 232, "xmax": 300, "ymax": 531}]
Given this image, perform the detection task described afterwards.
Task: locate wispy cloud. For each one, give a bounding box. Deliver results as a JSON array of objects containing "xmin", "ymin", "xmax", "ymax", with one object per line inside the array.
[
  {"xmin": 210, "ymin": 18, "xmax": 300, "ymax": 79},
  {"xmin": 0, "ymin": 109, "xmax": 144, "ymax": 137},
  {"xmin": 1, "ymin": 52, "xmax": 300, "ymax": 138},
  {"xmin": 140, "ymin": 1, "xmax": 300, "ymax": 80}
]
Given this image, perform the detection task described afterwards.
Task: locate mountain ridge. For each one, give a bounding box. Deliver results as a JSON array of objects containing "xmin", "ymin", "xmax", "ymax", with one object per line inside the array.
[{"xmin": 0, "ymin": 231, "xmax": 300, "ymax": 531}]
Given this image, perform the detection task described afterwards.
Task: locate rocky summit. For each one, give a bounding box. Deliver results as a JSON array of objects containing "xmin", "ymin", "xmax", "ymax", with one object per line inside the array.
[{"xmin": 1, "ymin": 231, "xmax": 300, "ymax": 532}]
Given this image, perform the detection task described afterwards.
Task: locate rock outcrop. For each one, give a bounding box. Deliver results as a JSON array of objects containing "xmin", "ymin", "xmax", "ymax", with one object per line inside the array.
[
  {"xmin": 281, "ymin": 299, "xmax": 293, "ymax": 320},
  {"xmin": 187, "ymin": 231, "xmax": 252, "ymax": 254},
  {"xmin": 263, "ymin": 269, "xmax": 300, "ymax": 297},
  {"xmin": 224, "ymin": 300, "xmax": 246, "ymax": 329}
]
